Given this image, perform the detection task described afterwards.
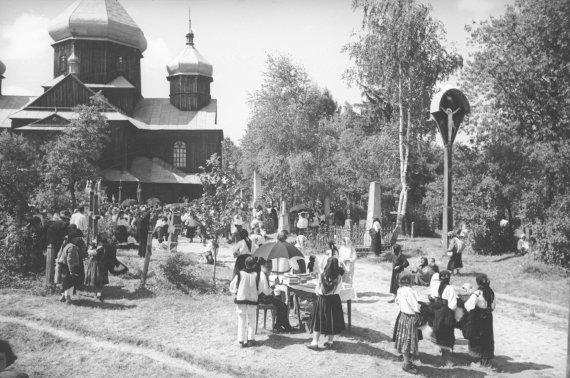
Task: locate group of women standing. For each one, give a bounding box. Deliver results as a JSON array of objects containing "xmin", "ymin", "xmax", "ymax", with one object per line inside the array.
[
  {"xmin": 55, "ymin": 229, "xmax": 121, "ymax": 303},
  {"xmin": 392, "ymin": 254, "xmax": 496, "ymax": 374}
]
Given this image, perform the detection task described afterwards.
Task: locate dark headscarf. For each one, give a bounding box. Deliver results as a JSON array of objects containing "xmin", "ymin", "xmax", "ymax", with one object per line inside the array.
[
  {"xmin": 438, "ymin": 270, "xmax": 451, "ymax": 298},
  {"xmin": 233, "ymin": 254, "xmax": 250, "ymax": 278},
  {"xmin": 393, "ymin": 244, "xmax": 402, "ymax": 256},
  {"xmin": 320, "ymin": 257, "xmax": 344, "ymax": 295},
  {"xmin": 476, "ymin": 274, "xmax": 495, "ymax": 310},
  {"xmin": 328, "ymin": 240, "xmax": 338, "ymax": 256}
]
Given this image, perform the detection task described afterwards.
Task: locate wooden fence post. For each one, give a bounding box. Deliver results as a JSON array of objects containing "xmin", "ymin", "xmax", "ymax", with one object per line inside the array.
[
  {"xmin": 141, "ymin": 228, "xmax": 153, "ymax": 288},
  {"xmin": 411, "ymin": 222, "xmax": 415, "ymax": 239},
  {"xmin": 45, "ymin": 244, "xmax": 54, "ymax": 287}
]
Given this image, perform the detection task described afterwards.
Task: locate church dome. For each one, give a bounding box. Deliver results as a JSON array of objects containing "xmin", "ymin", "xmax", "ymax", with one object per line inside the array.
[
  {"xmin": 166, "ymin": 23, "xmax": 213, "ymax": 77},
  {"xmin": 167, "ymin": 45, "xmax": 213, "ymax": 77},
  {"xmin": 0, "ymin": 60, "xmax": 5, "ymax": 76},
  {"xmin": 48, "ymin": 0, "xmax": 147, "ymax": 52}
]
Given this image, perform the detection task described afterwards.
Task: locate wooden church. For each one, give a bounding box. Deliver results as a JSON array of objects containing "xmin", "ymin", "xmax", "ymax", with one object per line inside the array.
[{"xmin": 0, "ymin": 0, "xmax": 222, "ymax": 203}]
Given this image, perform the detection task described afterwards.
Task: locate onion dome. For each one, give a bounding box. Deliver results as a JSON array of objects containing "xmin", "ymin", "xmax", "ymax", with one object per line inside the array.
[
  {"xmin": 48, "ymin": 0, "xmax": 147, "ymax": 52},
  {"xmin": 166, "ymin": 14, "xmax": 213, "ymax": 77},
  {"xmin": 0, "ymin": 60, "xmax": 5, "ymax": 76}
]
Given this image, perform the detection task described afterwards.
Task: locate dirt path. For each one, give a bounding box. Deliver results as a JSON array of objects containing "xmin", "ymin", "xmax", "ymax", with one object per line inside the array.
[
  {"xmin": 0, "ymin": 315, "xmax": 231, "ymax": 378},
  {"xmin": 351, "ymin": 261, "xmax": 567, "ymax": 377}
]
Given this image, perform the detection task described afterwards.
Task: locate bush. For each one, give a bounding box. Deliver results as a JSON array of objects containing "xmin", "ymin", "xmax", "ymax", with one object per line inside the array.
[
  {"xmin": 0, "ymin": 214, "xmax": 39, "ymax": 287},
  {"xmin": 532, "ymin": 207, "xmax": 570, "ymax": 268},
  {"xmin": 469, "ymin": 218, "xmax": 517, "ymax": 255},
  {"xmin": 159, "ymin": 253, "xmax": 197, "ymax": 294}
]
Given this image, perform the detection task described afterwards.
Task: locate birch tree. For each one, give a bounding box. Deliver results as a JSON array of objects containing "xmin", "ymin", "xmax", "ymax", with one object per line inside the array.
[{"xmin": 344, "ymin": 0, "xmax": 462, "ymax": 241}]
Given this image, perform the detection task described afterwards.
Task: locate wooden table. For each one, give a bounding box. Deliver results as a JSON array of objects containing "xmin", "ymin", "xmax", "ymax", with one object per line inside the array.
[{"xmin": 275, "ymin": 282, "xmax": 355, "ymax": 332}]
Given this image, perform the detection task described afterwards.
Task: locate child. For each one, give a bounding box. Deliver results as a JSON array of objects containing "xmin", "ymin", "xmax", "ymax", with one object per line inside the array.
[
  {"xmin": 307, "ymin": 255, "xmax": 316, "ymax": 273},
  {"xmin": 258, "ymin": 259, "xmax": 292, "ymax": 333},
  {"xmin": 393, "ymin": 272, "xmax": 421, "ymax": 375},
  {"xmin": 229, "ymin": 256, "xmax": 269, "ymax": 347}
]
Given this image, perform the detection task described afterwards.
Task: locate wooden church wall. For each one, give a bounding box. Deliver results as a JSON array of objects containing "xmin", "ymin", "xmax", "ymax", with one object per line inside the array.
[
  {"xmin": 131, "ymin": 130, "xmax": 222, "ymax": 173},
  {"xmin": 52, "ymin": 40, "xmax": 142, "ymax": 92}
]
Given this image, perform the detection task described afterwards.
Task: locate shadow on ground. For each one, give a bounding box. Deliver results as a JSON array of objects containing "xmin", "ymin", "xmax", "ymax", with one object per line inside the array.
[
  {"xmin": 493, "ymin": 355, "xmax": 552, "ymax": 374},
  {"xmin": 102, "ymin": 285, "xmax": 155, "ymax": 300},
  {"xmin": 70, "ymin": 298, "xmax": 137, "ymax": 310},
  {"xmin": 348, "ymin": 325, "xmax": 392, "ymax": 343}
]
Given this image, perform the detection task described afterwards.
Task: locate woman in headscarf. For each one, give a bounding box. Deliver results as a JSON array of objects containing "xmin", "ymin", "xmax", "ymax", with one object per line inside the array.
[
  {"xmin": 463, "ymin": 274, "xmax": 495, "ymax": 366},
  {"xmin": 339, "ymin": 237, "xmax": 357, "ymax": 286},
  {"xmin": 306, "ymin": 257, "xmax": 345, "ymax": 350},
  {"xmin": 84, "ymin": 232, "xmax": 116, "ymax": 301},
  {"xmin": 232, "ymin": 229, "xmax": 252, "ymax": 258},
  {"xmin": 388, "ymin": 244, "xmax": 409, "ymax": 303},
  {"xmin": 413, "ymin": 257, "xmax": 433, "ymax": 286},
  {"xmin": 429, "ymin": 270, "xmax": 458, "ymax": 356},
  {"xmin": 446, "ymin": 231, "xmax": 465, "ymax": 275},
  {"xmin": 369, "ymin": 217, "xmax": 382, "ymax": 256},
  {"xmin": 54, "ymin": 231, "xmax": 82, "ymax": 303}
]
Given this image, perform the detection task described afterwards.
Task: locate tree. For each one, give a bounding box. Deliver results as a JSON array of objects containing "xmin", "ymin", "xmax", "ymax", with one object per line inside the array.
[
  {"xmin": 459, "ymin": 0, "xmax": 570, "ymax": 264},
  {"xmin": 344, "ymin": 0, "xmax": 462, "ymax": 240},
  {"xmin": 191, "ymin": 154, "xmax": 243, "ymax": 284},
  {"xmin": 0, "ymin": 131, "xmax": 41, "ymax": 223},
  {"xmin": 42, "ymin": 94, "xmax": 111, "ymax": 209},
  {"xmin": 241, "ymin": 53, "xmax": 338, "ymax": 205}
]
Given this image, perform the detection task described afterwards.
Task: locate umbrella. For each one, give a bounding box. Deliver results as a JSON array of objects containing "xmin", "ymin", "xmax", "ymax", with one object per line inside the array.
[
  {"xmin": 253, "ymin": 241, "xmax": 304, "ymax": 260},
  {"xmin": 289, "ymin": 203, "xmax": 310, "ymax": 212},
  {"xmin": 121, "ymin": 198, "xmax": 138, "ymax": 207},
  {"xmin": 146, "ymin": 197, "xmax": 162, "ymax": 206}
]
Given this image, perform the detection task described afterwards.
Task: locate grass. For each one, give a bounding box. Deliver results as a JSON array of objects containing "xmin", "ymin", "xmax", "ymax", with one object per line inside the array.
[
  {"xmin": 1, "ymin": 237, "xmax": 567, "ymax": 378},
  {"xmin": 396, "ymin": 237, "xmax": 569, "ymax": 309}
]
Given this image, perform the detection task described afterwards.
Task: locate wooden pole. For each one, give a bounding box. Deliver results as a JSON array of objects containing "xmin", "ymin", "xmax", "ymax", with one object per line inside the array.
[
  {"xmin": 567, "ymin": 278, "xmax": 569, "ymax": 378},
  {"xmin": 411, "ymin": 221, "xmax": 415, "ymax": 239},
  {"xmin": 442, "ymin": 144, "xmax": 453, "ymax": 251},
  {"xmin": 140, "ymin": 228, "xmax": 153, "ymax": 288},
  {"xmin": 45, "ymin": 244, "xmax": 54, "ymax": 287}
]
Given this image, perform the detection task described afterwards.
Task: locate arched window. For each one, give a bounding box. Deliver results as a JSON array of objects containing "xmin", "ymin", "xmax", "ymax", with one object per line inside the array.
[{"xmin": 173, "ymin": 141, "xmax": 186, "ymax": 168}]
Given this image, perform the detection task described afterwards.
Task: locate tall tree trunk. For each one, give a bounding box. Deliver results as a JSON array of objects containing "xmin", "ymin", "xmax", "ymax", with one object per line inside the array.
[
  {"xmin": 391, "ymin": 64, "xmax": 410, "ymax": 245},
  {"xmin": 69, "ymin": 183, "xmax": 77, "ymax": 210}
]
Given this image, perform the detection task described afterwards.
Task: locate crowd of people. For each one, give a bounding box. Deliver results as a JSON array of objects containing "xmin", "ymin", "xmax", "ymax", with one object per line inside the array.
[{"xmin": 228, "ymin": 219, "xmax": 495, "ymax": 376}]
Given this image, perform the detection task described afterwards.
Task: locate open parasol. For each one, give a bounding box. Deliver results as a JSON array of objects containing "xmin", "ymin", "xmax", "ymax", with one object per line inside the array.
[
  {"xmin": 253, "ymin": 241, "xmax": 304, "ymax": 260},
  {"xmin": 289, "ymin": 203, "xmax": 310, "ymax": 212}
]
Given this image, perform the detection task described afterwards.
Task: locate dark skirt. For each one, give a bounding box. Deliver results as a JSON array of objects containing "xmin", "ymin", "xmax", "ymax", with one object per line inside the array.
[
  {"xmin": 447, "ymin": 253, "xmax": 463, "ymax": 270},
  {"xmin": 389, "ymin": 270, "xmax": 400, "ymax": 295},
  {"xmin": 369, "ymin": 231, "xmax": 382, "ymax": 255},
  {"xmin": 468, "ymin": 309, "xmax": 494, "ymax": 359},
  {"xmin": 117, "ymin": 225, "xmax": 128, "ymax": 243},
  {"xmin": 311, "ymin": 294, "xmax": 345, "ymax": 335},
  {"xmin": 430, "ymin": 301, "xmax": 456, "ymax": 349},
  {"xmin": 84, "ymin": 256, "xmax": 109, "ymax": 289},
  {"xmin": 393, "ymin": 312, "xmax": 419, "ymax": 355},
  {"xmin": 185, "ymin": 226, "xmax": 196, "ymax": 239}
]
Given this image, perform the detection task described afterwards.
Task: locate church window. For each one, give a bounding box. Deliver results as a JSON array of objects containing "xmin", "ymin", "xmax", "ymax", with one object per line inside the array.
[
  {"xmin": 173, "ymin": 141, "xmax": 187, "ymax": 168},
  {"xmin": 59, "ymin": 55, "xmax": 67, "ymax": 73},
  {"xmin": 117, "ymin": 56, "xmax": 126, "ymax": 73}
]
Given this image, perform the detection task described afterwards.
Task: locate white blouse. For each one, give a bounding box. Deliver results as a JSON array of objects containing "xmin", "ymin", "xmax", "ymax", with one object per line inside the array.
[
  {"xmin": 396, "ymin": 286, "xmax": 420, "ymax": 315},
  {"xmin": 441, "ymin": 285, "xmax": 458, "ymax": 311},
  {"xmin": 464, "ymin": 290, "xmax": 496, "ymax": 312}
]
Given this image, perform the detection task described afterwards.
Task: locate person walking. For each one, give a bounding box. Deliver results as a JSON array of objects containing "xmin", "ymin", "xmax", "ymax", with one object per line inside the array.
[
  {"xmin": 393, "ymin": 273, "xmax": 422, "ymax": 375},
  {"xmin": 389, "ymin": 244, "xmax": 409, "ymax": 303},
  {"xmin": 446, "ymin": 231, "xmax": 465, "ymax": 275},
  {"xmin": 55, "ymin": 232, "xmax": 81, "ymax": 304},
  {"xmin": 229, "ymin": 256, "xmax": 269, "ymax": 347},
  {"xmin": 306, "ymin": 257, "xmax": 345, "ymax": 350}
]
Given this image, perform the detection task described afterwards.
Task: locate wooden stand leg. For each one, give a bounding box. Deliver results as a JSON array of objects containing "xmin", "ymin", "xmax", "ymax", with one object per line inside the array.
[
  {"xmin": 295, "ymin": 294, "xmax": 304, "ymax": 332},
  {"xmin": 347, "ymin": 300, "xmax": 352, "ymax": 331}
]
